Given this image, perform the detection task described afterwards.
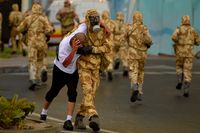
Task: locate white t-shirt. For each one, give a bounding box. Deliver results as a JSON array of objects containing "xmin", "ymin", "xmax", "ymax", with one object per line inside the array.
[{"xmin": 54, "ymin": 23, "xmax": 87, "ymax": 74}]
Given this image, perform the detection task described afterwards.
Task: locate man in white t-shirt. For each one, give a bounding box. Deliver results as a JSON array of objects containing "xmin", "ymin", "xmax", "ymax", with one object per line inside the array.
[{"xmin": 39, "ymin": 23, "xmax": 92, "ymax": 131}]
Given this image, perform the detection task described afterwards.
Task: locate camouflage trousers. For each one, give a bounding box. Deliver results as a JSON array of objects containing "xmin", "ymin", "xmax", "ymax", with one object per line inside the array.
[
  {"xmin": 28, "ymin": 45, "xmax": 47, "ymax": 82},
  {"xmin": 106, "ymin": 49, "xmax": 114, "ymax": 71},
  {"xmin": 129, "ymin": 59, "xmax": 145, "ymax": 93},
  {"xmin": 113, "ymin": 45, "xmax": 128, "ymax": 70},
  {"xmin": 77, "ymin": 68, "xmax": 100, "ymax": 117},
  {"xmin": 61, "ymin": 25, "xmax": 75, "ymax": 36},
  {"xmin": 11, "ymin": 27, "xmax": 23, "ymax": 52},
  {"xmin": 176, "ymin": 57, "xmax": 193, "ymax": 82}
]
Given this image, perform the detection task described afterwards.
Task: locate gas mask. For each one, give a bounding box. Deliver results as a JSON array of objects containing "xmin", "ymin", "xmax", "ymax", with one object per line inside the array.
[{"xmin": 89, "ymin": 16, "xmax": 101, "ymax": 32}]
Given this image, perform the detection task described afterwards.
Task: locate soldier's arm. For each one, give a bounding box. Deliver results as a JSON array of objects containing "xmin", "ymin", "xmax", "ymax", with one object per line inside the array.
[
  {"xmin": 43, "ymin": 16, "xmax": 54, "ymax": 35},
  {"xmin": 8, "ymin": 12, "xmax": 13, "ymax": 26},
  {"xmin": 193, "ymin": 29, "xmax": 200, "ymax": 45},
  {"xmin": 143, "ymin": 26, "xmax": 153, "ymax": 47},
  {"xmin": 16, "ymin": 17, "xmax": 28, "ymax": 33},
  {"xmin": 92, "ymin": 39, "xmax": 111, "ymax": 54},
  {"xmin": 171, "ymin": 27, "xmax": 179, "ymax": 43}
]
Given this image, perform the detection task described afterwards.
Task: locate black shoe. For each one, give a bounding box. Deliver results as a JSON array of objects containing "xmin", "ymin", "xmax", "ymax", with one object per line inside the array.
[
  {"xmin": 29, "ymin": 83, "xmax": 37, "ymax": 91},
  {"xmin": 130, "ymin": 90, "xmax": 139, "ymax": 102},
  {"xmin": 136, "ymin": 93, "xmax": 142, "ymax": 101},
  {"xmin": 123, "ymin": 70, "xmax": 128, "ymax": 77},
  {"xmin": 183, "ymin": 92, "xmax": 189, "ymax": 97},
  {"xmin": 40, "ymin": 114, "xmax": 47, "ymax": 121},
  {"xmin": 41, "ymin": 70, "xmax": 48, "ymax": 82},
  {"xmin": 89, "ymin": 115, "xmax": 100, "ymax": 132},
  {"xmin": 22, "ymin": 49, "xmax": 27, "ymax": 57},
  {"xmin": 114, "ymin": 61, "xmax": 120, "ymax": 70},
  {"xmin": 176, "ymin": 83, "xmax": 182, "ymax": 90},
  {"xmin": 107, "ymin": 72, "xmax": 113, "ymax": 81},
  {"xmin": 74, "ymin": 114, "xmax": 86, "ymax": 129},
  {"xmin": 63, "ymin": 120, "xmax": 73, "ymax": 131}
]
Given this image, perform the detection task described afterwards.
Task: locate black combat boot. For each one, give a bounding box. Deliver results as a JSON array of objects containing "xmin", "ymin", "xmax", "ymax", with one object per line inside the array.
[
  {"xmin": 41, "ymin": 70, "xmax": 48, "ymax": 82},
  {"xmin": 130, "ymin": 83, "xmax": 139, "ymax": 102},
  {"xmin": 176, "ymin": 74, "xmax": 183, "ymax": 90},
  {"xmin": 89, "ymin": 115, "xmax": 100, "ymax": 131},
  {"xmin": 74, "ymin": 114, "xmax": 86, "ymax": 129},
  {"xmin": 114, "ymin": 59, "xmax": 120, "ymax": 70},
  {"xmin": 107, "ymin": 71, "xmax": 113, "ymax": 81},
  {"xmin": 183, "ymin": 81, "xmax": 190, "ymax": 97}
]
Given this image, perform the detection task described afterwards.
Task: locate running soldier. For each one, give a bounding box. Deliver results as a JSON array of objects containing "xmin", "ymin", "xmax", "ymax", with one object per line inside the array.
[
  {"xmin": 172, "ymin": 15, "xmax": 200, "ymax": 97},
  {"xmin": 101, "ymin": 10, "xmax": 115, "ymax": 81},
  {"xmin": 9, "ymin": 4, "xmax": 23, "ymax": 54},
  {"xmin": 113, "ymin": 12, "xmax": 129, "ymax": 76},
  {"xmin": 56, "ymin": 0, "xmax": 79, "ymax": 36},
  {"xmin": 127, "ymin": 11, "xmax": 152, "ymax": 102},
  {"xmin": 17, "ymin": 3, "xmax": 54, "ymax": 90}
]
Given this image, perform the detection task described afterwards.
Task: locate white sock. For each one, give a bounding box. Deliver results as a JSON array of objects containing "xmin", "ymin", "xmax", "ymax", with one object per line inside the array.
[
  {"xmin": 41, "ymin": 108, "xmax": 48, "ymax": 115},
  {"xmin": 66, "ymin": 115, "xmax": 72, "ymax": 121}
]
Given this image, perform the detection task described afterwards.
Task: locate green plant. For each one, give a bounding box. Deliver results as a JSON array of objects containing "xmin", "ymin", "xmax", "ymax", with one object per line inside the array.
[{"xmin": 0, "ymin": 95, "xmax": 35, "ymax": 129}]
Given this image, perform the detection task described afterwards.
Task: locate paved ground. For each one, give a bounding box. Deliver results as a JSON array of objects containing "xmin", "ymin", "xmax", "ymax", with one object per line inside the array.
[{"xmin": 1, "ymin": 57, "xmax": 200, "ymax": 133}]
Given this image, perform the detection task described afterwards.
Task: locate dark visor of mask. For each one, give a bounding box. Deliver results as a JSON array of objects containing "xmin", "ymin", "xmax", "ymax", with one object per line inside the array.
[{"xmin": 89, "ymin": 16, "xmax": 100, "ymax": 26}]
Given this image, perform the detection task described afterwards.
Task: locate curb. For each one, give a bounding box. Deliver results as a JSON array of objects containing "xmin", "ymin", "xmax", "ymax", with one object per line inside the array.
[{"xmin": 0, "ymin": 64, "xmax": 54, "ymax": 74}]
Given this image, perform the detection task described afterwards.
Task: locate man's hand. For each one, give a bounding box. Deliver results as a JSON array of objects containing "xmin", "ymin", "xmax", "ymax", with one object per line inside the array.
[{"xmin": 71, "ymin": 38, "xmax": 81, "ymax": 51}]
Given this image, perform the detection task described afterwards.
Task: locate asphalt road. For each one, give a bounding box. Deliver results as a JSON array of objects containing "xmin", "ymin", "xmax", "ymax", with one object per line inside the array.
[{"xmin": 1, "ymin": 58, "xmax": 200, "ymax": 133}]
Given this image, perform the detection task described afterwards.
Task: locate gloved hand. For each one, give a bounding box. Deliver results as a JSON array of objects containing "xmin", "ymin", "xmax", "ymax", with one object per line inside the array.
[
  {"xmin": 146, "ymin": 44, "xmax": 151, "ymax": 48},
  {"xmin": 77, "ymin": 46, "xmax": 93, "ymax": 55}
]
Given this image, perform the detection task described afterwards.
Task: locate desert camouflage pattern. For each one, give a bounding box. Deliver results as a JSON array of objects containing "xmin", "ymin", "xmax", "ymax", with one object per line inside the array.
[
  {"xmin": 101, "ymin": 10, "xmax": 115, "ymax": 71},
  {"xmin": 113, "ymin": 12, "xmax": 128, "ymax": 69},
  {"xmin": 9, "ymin": 4, "xmax": 23, "ymax": 52},
  {"xmin": 56, "ymin": 0, "xmax": 79, "ymax": 36},
  {"xmin": 171, "ymin": 15, "xmax": 200, "ymax": 82},
  {"xmin": 17, "ymin": 3, "xmax": 53, "ymax": 82},
  {"xmin": 0, "ymin": 12, "xmax": 2, "ymax": 45},
  {"xmin": 127, "ymin": 11, "xmax": 152, "ymax": 93},
  {"xmin": 77, "ymin": 9, "xmax": 110, "ymax": 117}
]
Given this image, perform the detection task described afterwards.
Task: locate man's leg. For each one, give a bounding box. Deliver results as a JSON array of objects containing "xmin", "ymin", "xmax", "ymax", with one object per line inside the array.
[
  {"xmin": 176, "ymin": 57, "xmax": 184, "ymax": 90},
  {"xmin": 182, "ymin": 58, "xmax": 193, "ymax": 97}
]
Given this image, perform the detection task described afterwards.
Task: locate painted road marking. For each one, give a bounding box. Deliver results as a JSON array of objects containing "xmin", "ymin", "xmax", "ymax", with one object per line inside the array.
[{"xmin": 32, "ymin": 113, "xmax": 119, "ymax": 133}]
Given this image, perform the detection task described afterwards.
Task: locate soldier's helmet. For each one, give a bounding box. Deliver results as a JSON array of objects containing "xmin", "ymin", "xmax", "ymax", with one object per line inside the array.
[
  {"xmin": 32, "ymin": 3, "xmax": 42, "ymax": 14},
  {"xmin": 116, "ymin": 12, "xmax": 124, "ymax": 22},
  {"xmin": 181, "ymin": 15, "xmax": 190, "ymax": 25},
  {"xmin": 133, "ymin": 11, "xmax": 143, "ymax": 24},
  {"xmin": 102, "ymin": 10, "xmax": 110, "ymax": 20},
  {"xmin": 12, "ymin": 4, "xmax": 19, "ymax": 11},
  {"xmin": 64, "ymin": 0, "xmax": 71, "ymax": 7}
]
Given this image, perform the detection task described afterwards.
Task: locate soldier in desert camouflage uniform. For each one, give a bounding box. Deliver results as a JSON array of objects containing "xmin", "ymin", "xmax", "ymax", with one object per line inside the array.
[
  {"xmin": 0, "ymin": 12, "xmax": 2, "ymax": 51},
  {"xmin": 74, "ymin": 9, "xmax": 110, "ymax": 132},
  {"xmin": 172, "ymin": 15, "xmax": 200, "ymax": 97},
  {"xmin": 101, "ymin": 10, "xmax": 115, "ymax": 81},
  {"xmin": 17, "ymin": 3, "xmax": 53, "ymax": 90},
  {"xmin": 9, "ymin": 4, "xmax": 23, "ymax": 54},
  {"xmin": 113, "ymin": 12, "xmax": 129, "ymax": 76},
  {"xmin": 56, "ymin": 0, "xmax": 79, "ymax": 36},
  {"xmin": 127, "ymin": 11, "xmax": 152, "ymax": 102}
]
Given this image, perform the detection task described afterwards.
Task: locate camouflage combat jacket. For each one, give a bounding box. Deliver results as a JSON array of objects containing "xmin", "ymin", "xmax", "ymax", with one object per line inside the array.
[
  {"xmin": 78, "ymin": 28, "xmax": 111, "ymax": 70},
  {"xmin": 172, "ymin": 25, "xmax": 199, "ymax": 57},
  {"xmin": 127, "ymin": 23, "xmax": 152, "ymax": 59}
]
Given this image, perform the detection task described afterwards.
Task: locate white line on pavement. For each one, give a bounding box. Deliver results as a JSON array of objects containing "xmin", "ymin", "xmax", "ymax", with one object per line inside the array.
[{"xmin": 32, "ymin": 113, "xmax": 119, "ymax": 133}]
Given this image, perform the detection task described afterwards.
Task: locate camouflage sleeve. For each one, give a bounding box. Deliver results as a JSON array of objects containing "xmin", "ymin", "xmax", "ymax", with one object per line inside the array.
[
  {"xmin": 92, "ymin": 39, "xmax": 111, "ymax": 54},
  {"xmin": 171, "ymin": 27, "xmax": 179, "ymax": 43},
  {"xmin": 8, "ymin": 12, "xmax": 13, "ymax": 26},
  {"xmin": 56, "ymin": 10, "xmax": 61, "ymax": 21},
  {"xmin": 193, "ymin": 29, "xmax": 200, "ymax": 45},
  {"xmin": 143, "ymin": 26, "xmax": 152, "ymax": 46},
  {"xmin": 43, "ymin": 16, "xmax": 54, "ymax": 35},
  {"xmin": 16, "ymin": 17, "xmax": 29, "ymax": 33}
]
